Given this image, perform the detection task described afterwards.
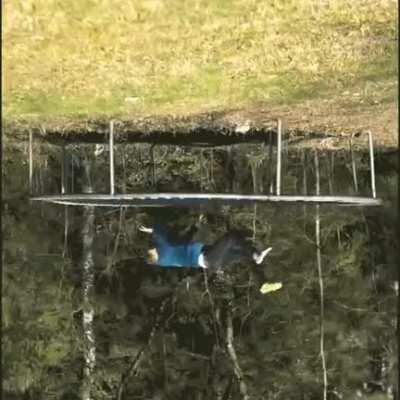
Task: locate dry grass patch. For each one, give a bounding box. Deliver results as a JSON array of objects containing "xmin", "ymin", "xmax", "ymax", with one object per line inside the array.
[{"xmin": 3, "ymin": 0, "xmax": 397, "ymax": 121}]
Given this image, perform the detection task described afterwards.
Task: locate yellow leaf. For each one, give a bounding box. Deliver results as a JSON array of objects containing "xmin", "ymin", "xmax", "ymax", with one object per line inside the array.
[{"xmin": 260, "ymin": 282, "xmax": 282, "ymax": 294}]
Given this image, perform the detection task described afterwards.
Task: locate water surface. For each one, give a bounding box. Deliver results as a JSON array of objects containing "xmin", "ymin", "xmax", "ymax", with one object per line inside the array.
[{"xmin": 3, "ymin": 140, "xmax": 397, "ymax": 399}]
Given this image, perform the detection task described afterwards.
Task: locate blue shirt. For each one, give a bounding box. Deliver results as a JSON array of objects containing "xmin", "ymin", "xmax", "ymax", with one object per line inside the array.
[{"xmin": 152, "ymin": 224, "xmax": 204, "ymax": 268}]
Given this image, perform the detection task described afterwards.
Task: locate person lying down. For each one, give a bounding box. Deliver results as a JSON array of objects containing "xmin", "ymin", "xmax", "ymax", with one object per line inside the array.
[{"xmin": 139, "ymin": 222, "xmax": 272, "ymax": 269}]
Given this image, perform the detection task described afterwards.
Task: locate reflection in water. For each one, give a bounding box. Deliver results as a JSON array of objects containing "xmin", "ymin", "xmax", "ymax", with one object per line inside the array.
[{"xmin": 3, "ymin": 140, "xmax": 398, "ymax": 399}]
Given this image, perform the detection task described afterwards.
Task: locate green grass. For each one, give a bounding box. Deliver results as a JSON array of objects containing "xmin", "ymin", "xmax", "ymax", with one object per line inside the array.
[{"xmin": 3, "ymin": 0, "xmax": 397, "ymax": 120}]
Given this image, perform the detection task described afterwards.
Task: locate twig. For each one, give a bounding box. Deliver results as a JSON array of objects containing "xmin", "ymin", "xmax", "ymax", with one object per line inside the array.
[
  {"xmin": 226, "ymin": 310, "xmax": 250, "ymax": 400},
  {"xmin": 210, "ymin": 149, "xmax": 215, "ymax": 188},
  {"xmin": 314, "ymin": 151, "xmax": 328, "ymax": 400},
  {"xmin": 246, "ymin": 271, "xmax": 252, "ymax": 309},
  {"xmin": 252, "ymin": 205, "xmax": 257, "ymax": 244},
  {"xmin": 239, "ymin": 310, "xmax": 253, "ymax": 340},
  {"xmin": 62, "ymin": 206, "xmax": 69, "ymax": 258},
  {"xmin": 113, "ymin": 207, "xmax": 125, "ymax": 257},
  {"xmin": 250, "ymin": 158, "xmax": 258, "ymax": 243},
  {"xmin": 326, "ymin": 152, "xmax": 334, "ymax": 195},
  {"xmin": 333, "ymin": 301, "xmax": 370, "ymax": 313},
  {"xmin": 200, "ymin": 149, "xmax": 204, "ymax": 192},
  {"xmin": 349, "ymin": 137, "xmax": 358, "ymax": 193},
  {"xmin": 150, "ymin": 144, "xmax": 156, "ymax": 188},
  {"xmin": 222, "ymin": 375, "xmax": 234, "ymax": 400},
  {"xmin": 336, "ymin": 227, "xmax": 342, "ymax": 250},
  {"xmin": 163, "ymin": 330, "xmax": 168, "ymax": 391},
  {"xmin": 106, "ymin": 207, "xmax": 125, "ymax": 273},
  {"xmin": 303, "ymin": 233, "xmax": 317, "ymax": 247},
  {"xmin": 202, "ymin": 269, "xmax": 221, "ymax": 348},
  {"xmin": 117, "ymin": 297, "xmax": 169, "ymax": 400},
  {"xmin": 178, "ymin": 350, "xmax": 211, "ymax": 361},
  {"xmin": 71, "ymin": 153, "xmax": 74, "ymax": 193},
  {"xmin": 121, "ymin": 215, "xmax": 147, "ymax": 262}
]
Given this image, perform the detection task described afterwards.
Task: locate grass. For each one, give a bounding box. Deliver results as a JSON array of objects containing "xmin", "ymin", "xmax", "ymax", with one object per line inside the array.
[{"xmin": 3, "ymin": 0, "xmax": 397, "ymax": 121}]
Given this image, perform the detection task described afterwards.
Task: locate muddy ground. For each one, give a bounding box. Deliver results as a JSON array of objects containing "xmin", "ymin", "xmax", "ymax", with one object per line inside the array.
[{"xmin": 4, "ymin": 100, "xmax": 398, "ymax": 152}]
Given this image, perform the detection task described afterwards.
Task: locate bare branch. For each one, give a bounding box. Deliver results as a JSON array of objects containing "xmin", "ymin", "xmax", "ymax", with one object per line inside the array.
[
  {"xmin": 202, "ymin": 269, "xmax": 221, "ymax": 348},
  {"xmin": 117, "ymin": 297, "xmax": 169, "ymax": 400},
  {"xmin": 226, "ymin": 310, "xmax": 250, "ymax": 400}
]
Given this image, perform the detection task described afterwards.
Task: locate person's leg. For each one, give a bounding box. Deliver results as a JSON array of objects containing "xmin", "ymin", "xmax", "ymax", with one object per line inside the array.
[
  {"xmin": 204, "ymin": 233, "xmax": 272, "ymax": 268},
  {"xmin": 225, "ymin": 236, "xmax": 272, "ymax": 264},
  {"xmin": 203, "ymin": 234, "xmax": 251, "ymax": 268}
]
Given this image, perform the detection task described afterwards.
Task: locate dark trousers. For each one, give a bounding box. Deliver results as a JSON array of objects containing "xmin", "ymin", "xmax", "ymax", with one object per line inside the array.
[{"xmin": 203, "ymin": 233, "xmax": 257, "ymax": 268}]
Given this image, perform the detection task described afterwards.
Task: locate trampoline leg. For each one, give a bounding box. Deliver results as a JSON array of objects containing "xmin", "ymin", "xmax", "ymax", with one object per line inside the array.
[
  {"xmin": 29, "ymin": 130, "xmax": 33, "ymax": 194},
  {"xmin": 109, "ymin": 121, "xmax": 115, "ymax": 195},
  {"xmin": 276, "ymin": 119, "xmax": 283, "ymax": 195},
  {"xmin": 61, "ymin": 146, "xmax": 66, "ymax": 195},
  {"xmin": 368, "ymin": 131, "xmax": 376, "ymax": 198}
]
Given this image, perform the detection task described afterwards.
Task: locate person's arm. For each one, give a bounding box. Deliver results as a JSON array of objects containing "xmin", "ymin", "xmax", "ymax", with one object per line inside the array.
[
  {"xmin": 151, "ymin": 224, "xmax": 170, "ymax": 247},
  {"xmin": 138, "ymin": 223, "xmax": 170, "ymax": 246}
]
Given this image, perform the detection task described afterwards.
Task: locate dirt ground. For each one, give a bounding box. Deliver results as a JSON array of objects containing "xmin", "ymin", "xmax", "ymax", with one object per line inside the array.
[{"xmin": 4, "ymin": 100, "xmax": 398, "ymax": 152}]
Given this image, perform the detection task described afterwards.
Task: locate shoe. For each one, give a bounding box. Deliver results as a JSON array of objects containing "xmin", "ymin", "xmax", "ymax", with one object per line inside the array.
[
  {"xmin": 138, "ymin": 225, "xmax": 153, "ymax": 234},
  {"xmin": 253, "ymin": 247, "xmax": 272, "ymax": 264}
]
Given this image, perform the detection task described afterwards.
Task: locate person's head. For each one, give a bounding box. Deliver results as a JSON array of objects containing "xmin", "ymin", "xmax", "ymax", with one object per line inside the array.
[{"xmin": 147, "ymin": 248, "xmax": 159, "ymax": 265}]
